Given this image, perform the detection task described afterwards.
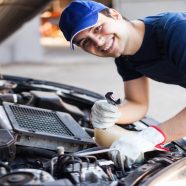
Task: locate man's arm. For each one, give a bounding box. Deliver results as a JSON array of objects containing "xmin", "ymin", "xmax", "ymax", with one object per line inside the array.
[
  {"xmin": 118, "ymin": 77, "xmax": 186, "ymax": 143},
  {"xmin": 117, "ymin": 76, "xmax": 149, "ymax": 124},
  {"xmin": 94, "ymin": 76, "xmax": 149, "ymax": 146},
  {"xmin": 159, "ymin": 107, "xmax": 186, "ymax": 143}
]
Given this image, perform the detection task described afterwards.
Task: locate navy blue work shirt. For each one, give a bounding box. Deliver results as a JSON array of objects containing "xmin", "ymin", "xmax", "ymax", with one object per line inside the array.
[{"xmin": 115, "ymin": 12, "xmax": 186, "ymax": 88}]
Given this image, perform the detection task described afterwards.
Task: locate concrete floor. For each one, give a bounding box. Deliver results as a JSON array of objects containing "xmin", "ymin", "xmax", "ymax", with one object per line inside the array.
[{"xmin": 0, "ymin": 57, "xmax": 185, "ymax": 122}]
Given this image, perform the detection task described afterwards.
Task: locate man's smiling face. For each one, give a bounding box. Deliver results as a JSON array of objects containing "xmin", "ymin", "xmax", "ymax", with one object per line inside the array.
[{"xmin": 73, "ymin": 10, "xmax": 130, "ymax": 58}]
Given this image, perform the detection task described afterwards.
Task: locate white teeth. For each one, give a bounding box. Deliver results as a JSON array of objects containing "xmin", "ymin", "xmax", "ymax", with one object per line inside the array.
[{"xmin": 103, "ymin": 38, "xmax": 113, "ymax": 51}]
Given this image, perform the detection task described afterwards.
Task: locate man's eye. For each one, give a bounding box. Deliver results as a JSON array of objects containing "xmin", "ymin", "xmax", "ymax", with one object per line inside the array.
[
  {"xmin": 82, "ymin": 39, "xmax": 89, "ymax": 47},
  {"xmin": 94, "ymin": 25, "xmax": 102, "ymax": 33}
]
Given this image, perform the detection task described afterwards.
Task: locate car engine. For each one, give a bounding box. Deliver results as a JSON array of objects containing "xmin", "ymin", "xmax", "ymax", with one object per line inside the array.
[{"xmin": 0, "ymin": 75, "xmax": 186, "ymax": 186}]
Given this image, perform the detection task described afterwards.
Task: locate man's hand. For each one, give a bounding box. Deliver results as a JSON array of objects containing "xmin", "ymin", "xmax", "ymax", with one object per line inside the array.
[
  {"xmin": 109, "ymin": 126, "xmax": 167, "ymax": 169},
  {"xmin": 91, "ymin": 100, "xmax": 121, "ymax": 129}
]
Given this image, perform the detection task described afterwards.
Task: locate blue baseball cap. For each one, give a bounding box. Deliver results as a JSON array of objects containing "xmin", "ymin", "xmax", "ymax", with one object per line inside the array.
[{"xmin": 59, "ymin": 0, "xmax": 107, "ymax": 50}]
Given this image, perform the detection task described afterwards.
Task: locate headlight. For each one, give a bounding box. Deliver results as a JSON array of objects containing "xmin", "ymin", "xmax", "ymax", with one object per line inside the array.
[{"xmin": 147, "ymin": 157, "xmax": 186, "ymax": 186}]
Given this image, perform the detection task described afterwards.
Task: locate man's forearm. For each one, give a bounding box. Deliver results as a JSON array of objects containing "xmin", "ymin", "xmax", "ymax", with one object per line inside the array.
[
  {"xmin": 117, "ymin": 99, "xmax": 148, "ymax": 124},
  {"xmin": 159, "ymin": 107, "xmax": 186, "ymax": 143}
]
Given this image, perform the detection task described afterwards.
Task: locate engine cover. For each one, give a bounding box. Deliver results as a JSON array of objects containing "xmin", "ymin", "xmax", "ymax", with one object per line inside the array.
[{"xmin": 2, "ymin": 102, "xmax": 95, "ymax": 152}]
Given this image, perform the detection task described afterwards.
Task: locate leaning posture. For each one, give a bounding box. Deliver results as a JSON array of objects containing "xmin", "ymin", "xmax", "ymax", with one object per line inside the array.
[{"xmin": 59, "ymin": 0, "xmax": 186, "ymax": 168}]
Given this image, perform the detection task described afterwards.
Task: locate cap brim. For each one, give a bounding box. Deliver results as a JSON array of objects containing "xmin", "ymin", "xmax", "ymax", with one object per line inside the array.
[{"xmin": 70, "ymin": 12, "xmax": 99, "ymax": 50}]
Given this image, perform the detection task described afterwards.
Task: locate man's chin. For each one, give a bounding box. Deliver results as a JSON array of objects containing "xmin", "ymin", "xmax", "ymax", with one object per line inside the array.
[
  {"xmin": 96, "ymin": 54, "xmax": 117, "ymax": 58},
  {"xmin": 90, "ymin": 50, "xmax": 120, "ymax": 58},
  {"xmin": 107, "ymin": 52, "xmax": 121, "ymax": 58}
]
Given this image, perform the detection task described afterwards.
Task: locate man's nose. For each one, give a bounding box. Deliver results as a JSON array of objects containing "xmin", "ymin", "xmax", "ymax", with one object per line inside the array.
[{"xmin": 91, "ymin": 34, "xmax": 105, "ymax": 47}]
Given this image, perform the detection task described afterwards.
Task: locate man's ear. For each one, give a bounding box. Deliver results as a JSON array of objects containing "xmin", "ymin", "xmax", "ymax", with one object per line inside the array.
[{"xmin": 109, "ymin": 8, "xmax": 123, "ymax": 20}]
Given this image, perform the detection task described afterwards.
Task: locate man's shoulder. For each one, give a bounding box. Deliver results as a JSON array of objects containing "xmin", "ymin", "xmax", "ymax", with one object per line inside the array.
[{"xmin": 141, "ymin": 12, "xmax": 186, "ymax": 28}]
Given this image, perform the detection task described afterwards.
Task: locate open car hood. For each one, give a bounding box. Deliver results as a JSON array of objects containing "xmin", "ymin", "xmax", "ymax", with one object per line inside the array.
[
  {"xmin": 0, "ymin": 0, "xmax": 51, "ymax": 43},
  {"xmin": 0, "ymin": 75, "xmax": 186, "ymax": 185}
]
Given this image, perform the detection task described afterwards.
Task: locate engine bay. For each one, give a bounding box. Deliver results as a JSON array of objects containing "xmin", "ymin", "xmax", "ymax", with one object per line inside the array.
[{"xmin": 0, "ymin": 75, "xmax": 186, "ymax": 186}]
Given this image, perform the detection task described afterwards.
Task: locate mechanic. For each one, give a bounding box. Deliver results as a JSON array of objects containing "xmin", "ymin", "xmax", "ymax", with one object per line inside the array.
[{"xmin": 59, "ymin": 0, "xmax": 186, "ymax": 168}]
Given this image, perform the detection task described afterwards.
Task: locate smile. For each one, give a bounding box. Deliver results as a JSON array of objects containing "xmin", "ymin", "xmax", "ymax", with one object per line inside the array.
[{"xmin": 101, "ymin": 37, "xmax": 114, "ymax": 52}]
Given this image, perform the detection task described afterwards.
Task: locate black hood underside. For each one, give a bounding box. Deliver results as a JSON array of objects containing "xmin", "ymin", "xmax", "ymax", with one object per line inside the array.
[{"xmin": 0, "ymin": 0, "xmax": 51, "ymax": 44}]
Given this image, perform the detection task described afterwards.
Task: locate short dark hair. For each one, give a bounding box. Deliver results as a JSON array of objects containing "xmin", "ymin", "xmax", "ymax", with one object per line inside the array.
[
  {"xmin": 100, "ymin": 8, "xmax": 129, "ymax": 21},
  {"xmin": 100, "ymin": 8, "xmax": 112, "ymax": 17}
]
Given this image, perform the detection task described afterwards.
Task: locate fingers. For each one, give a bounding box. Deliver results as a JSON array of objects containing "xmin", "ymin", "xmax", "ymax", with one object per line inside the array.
[
  {"xmin": 91, "ymin": 100, "xmax": 121, "ymax": 128},
  {"xmin": 91, "ymin": 112, "xmax": 120, "ymax": 124},
  {"xmin": 91, "ymin": 113, "xmax": 120, "ymax": 128},
  {"xmin": 91, "ymin": 107, "xmax": 121, "ymax": 119},
  {"xmin": 93, "ymin": 100, "xmax": 119, "ymax": 113},
  {"xmin": 109, "ymin": 133, "xmax": 146, "ymax": 169}
]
